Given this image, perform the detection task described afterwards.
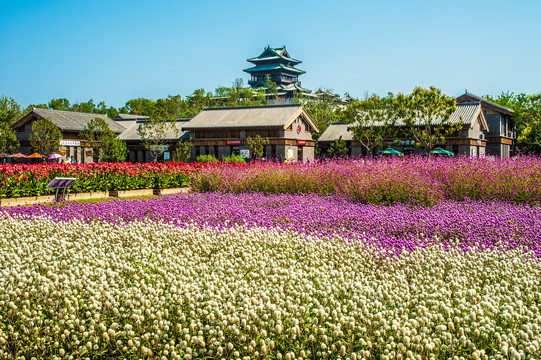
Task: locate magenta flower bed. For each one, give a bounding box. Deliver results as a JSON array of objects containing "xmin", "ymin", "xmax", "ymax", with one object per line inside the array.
[
  {"xmin": 192, "ymin": 156, "xmax": 541, "ymax": 206},
  {"xmin": 3, "ymin": 192, "xmax": 540, "ymax": 256}
]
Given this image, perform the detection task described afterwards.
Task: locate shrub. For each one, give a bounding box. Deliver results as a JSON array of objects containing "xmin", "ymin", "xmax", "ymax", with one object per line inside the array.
[
  {"xmin": 222, "ymin": 154, "xmax": 246, "ymax": 163},
  {"xmin": 196, "ymin": 154, "xmax": 218, "ymax": 163}
]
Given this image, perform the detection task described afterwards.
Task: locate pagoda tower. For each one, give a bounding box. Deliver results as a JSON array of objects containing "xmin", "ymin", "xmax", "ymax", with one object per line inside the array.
[{"xmin": 244, "ymin": 46, "xmax": 308, "ymax": 98}]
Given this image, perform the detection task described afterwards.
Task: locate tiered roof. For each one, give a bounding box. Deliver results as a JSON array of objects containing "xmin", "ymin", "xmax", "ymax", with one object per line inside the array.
[
  {"xmin": 244, "ymin": 63, "xmax": 306, "ymax": 75},
  {"xmin": 244, "ymin": 46, "xmax": 306, "ymax": 78},
  {"xmin": 246, "ymin": 46, "xmax": 302, "ymax": 65}
]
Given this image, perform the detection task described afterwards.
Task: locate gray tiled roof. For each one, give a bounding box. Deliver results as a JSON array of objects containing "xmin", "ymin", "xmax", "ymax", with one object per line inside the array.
[
  {"xmin": 118, "ymin": 120, "xmax": 188, "ymax": 141},
  {"xmin": 184, "ymin": 104, "xmax": 311, "ymax": 129},
  {"xmin": 32, "ymin": 108, "xmax": 125, "ymax": 133},
  {"xmin": 457, "ymin": 92, "xmax": 514, "ymax": 115},
  {"xmin": 115, "ymin": 113, "xmax": 150, "ymax": 120},
  {"xmin": 318, "ymin": 123, "xmax": 354, "ymax": 142}
]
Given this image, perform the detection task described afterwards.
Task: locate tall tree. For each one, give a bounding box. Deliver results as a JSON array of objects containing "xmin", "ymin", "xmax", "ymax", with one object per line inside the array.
[
  {"xmin": 172, "ymin": 140, "xmax": 193, "ymax": 163},
  {"xmin": 29, "ymin": 118, "xmax": 61, "ymax": 157},
  {"xmin": 348, "ymin": 95, "xmax": 398, "ymax": 156},
  {"xmin": 246, "ymin": 135, "xmax": 269, "ymax": 159},
  {"xmin": 396, "ymin": 86, "xmax": 461, "ymax": 151},
  {"xmin": 125, "ymin": 98, "xmax": 156, "ymax": 115},
  {"xmin": 137, "ymin": 117, "xmax": 179, "ymax": 162},
  {"xmin": 263, "ymin": 75, "xmax": 278, "ymax": 102},
  {"xmin": 0, "ymin": 95, "xmax": 22, "ymax": 125},
  {"xmin": 0, "ymin": 122, "xmax": 19, "ymax": 154},
  {"xmin": 73, "ymin": 99, "xmax": 97, "ymax": 114},
  {"xmin": 48, "ymin": 98, "xmax": 71, "ymax": 111},
  {"xmin": 302, "ymin": 94, "xmax": 342, "ymax": 140},
  {"xmin": 328, "ymin": 136, "xmax": 349, "ymax": 157},
  {"xmin": 79, "ymin": 117, "xmax": 127, "ymax": 162}
]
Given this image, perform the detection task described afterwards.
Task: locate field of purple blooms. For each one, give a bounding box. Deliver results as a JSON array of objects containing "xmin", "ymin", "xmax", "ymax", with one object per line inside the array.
[
  {"xmin": 192, "ymin": 156, "xmax": 541, "ymax": 206},
  {"xmin": 3, "ymin": 192, "xmax": 541, "ymax": 257}
]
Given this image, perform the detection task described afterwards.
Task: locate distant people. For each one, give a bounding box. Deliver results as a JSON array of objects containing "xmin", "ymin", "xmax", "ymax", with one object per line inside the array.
[{"xmin": 71, "ymin": 156, "xmax": 76, "ymax": 164}]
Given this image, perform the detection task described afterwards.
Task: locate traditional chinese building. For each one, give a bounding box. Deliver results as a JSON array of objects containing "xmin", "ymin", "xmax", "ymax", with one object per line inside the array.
[
  {"xmin": 182, "ymin": 104, "xmax": 319, "ymax": 162},
  {"xmin": 11, "ymin": 108, "xmax": 125, "ymax": 163},
  {"xmin": 244, "ymin": 46, "xmax": 309, "ymax": 100}
]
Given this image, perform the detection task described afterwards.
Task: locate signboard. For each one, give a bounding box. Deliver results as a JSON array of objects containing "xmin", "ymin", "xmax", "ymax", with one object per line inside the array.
[
  {"xmin": 164, "ymin": 152, "xmax": 170, "ymax": 160},
  {"xmin": 59, "ymin": 140, "xmax": 80, "ymax": 147},
  {"xmin": 287, "ymin": 148, "xmax": 294, "ymax": 159},
  {"xmin": 150, "ymin": 145, "xmax": 168, "ymax": 151},
  {"xmin": 227, "ymin": 140, "xmax": 242, "ymax": 145},
  {"xmin": 298, "ymin": 140, "xmax": 306, "ymax": 146},
  {"xmin": 46, "ymin": 177, "xmax": 77, "ymax": 202},
  {"xmin": 240, "ymin": 149, "xmax": 250, "ymax": 159},
  {"xmin": 297, "ymin": 124, "xmax": 302, "ymax": 134}
]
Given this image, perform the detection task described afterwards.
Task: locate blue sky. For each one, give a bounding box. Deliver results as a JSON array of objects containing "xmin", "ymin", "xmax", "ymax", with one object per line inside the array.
[{"xmin": 1, "ymin": 0, "xmax": 540, "ymax": 108}]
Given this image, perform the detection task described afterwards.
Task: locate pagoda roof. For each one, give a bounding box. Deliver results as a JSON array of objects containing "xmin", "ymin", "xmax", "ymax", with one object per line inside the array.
[
  {"xmin": 247, "ymin": 46, "xmax": 302, "ymax": 65},
  {"xmin": 243, "ymin": 63, "xmax": 306, "ymax": 75}
]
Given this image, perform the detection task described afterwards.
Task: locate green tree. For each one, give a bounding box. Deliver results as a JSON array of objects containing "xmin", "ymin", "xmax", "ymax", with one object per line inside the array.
[
  {"xmin": 348, "ymin": 95, "xmax": 398, "ymax": 156},
  {"xmin": 0, "ymin": 122, "xmax": 19, "ymax": 154},
  {"xmin": 125, "ymin": 98, "xmax": 156, "ymax": 116},
  {"xmin": 79, "ymin": 117, "xmax": 127, "ymax": 162},
  {"xmin": 263, "ymin": 75, "xmax": 278, "ymax": 102},
  {"xmin": 107, "ymin": 106, "xmax": 119, "ymax": 119},
  {"xmin": 172, "ymin": 140, "xmax": 193, "ymax": 163},
  {"xmin": 29, "ymin": 118, "xmax": 61, "ymax": 157},
  {"xmin": 73, "ymin": 99, "xmax": 97, "ymax": 114},
  {"xmin": 246, "ymin": 135, "xmax": 269, "ymax": 159},
  {"xmin": 48, "ymin": 98, "xmax": 71, "ymax": 111},
  {"xmin": 302, "ymin": 95, "xmax": 341, "ymax": 140},
  {"xmin": 396, "ymin": 86, "xmax": 461, "ymax": 151},
  {"xmin": 0, "ymin": 95, "xmax": 22, "ymax": 125},
  {"xmin": 137, "ymin": 117, "xmax": 179, "ymax": 162},
  {"xmin": 24, "ymin": 103, "xmax": 47, "ymax": 114},
  {"xmin": 328, "ymin": 135, "xmax": 349, "ymax": 157}
]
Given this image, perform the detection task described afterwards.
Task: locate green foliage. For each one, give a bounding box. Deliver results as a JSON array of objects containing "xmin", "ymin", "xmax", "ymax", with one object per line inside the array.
[
  {"xmin": 137, "ymin": 117, "xmax": 179, "ymax": 162},
  {"xmin": 48, "ymin": 98, "xmax": 71, "ymax": 111},
  {"xmin": 172, "ymin": 140, "xmax": 193, "ymax": 163},
  {"xmin": 222, "ymin": 154, "xmax": 246, "ymax": 163},
  {"xmin": 486, "ymin": 92, "xmax": 541, "ymax": 154},
  {"xmin": 101, "ymin": 136, "xmax": 127, "ymax": 163},
  {"xmin": 396, "ymin": 86, "xmax": 461, "ymax": 151},
  {"xmin": 196, "ymin": 154, "xmax": 218, "ymax": 163},
  {"xmin": 302, "ymin": 92, "xmax": 343, "ymax": 139},
  {"xmin": 263, "ymin": 75, "xmax": 278, "ymax": 101},
  {"xmin": 0, "ymin": 95, "xmax": 22, "ymax": 125},
  {"xmin": 0, "ymin": 122, "xmax": 19, "ymax": 154},
  {"xmin": 29, "ymin": 117, "xmax": 61, "ymax": 157},
  {"xmin": 348, "ymin": 94, "xmax": 398, "ymax": 156},
  {"xmin": 246, "ymin": 135, "xmax": 269, "ymax": 159},
  {"xmin": 328, "ymin": 136, "xmax": 349, "ymax": 157},
  {"xmin": 80, "ymin": 117, "xmax": 127, "ymax": 162}
]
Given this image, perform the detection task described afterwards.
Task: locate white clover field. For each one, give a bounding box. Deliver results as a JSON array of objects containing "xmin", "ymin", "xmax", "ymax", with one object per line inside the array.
[{"xmin": 1, "ymin": 193, "xmax": 541, "ymax": 360}]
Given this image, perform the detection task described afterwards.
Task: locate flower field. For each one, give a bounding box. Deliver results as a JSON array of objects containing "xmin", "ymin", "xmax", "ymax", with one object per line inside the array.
[
  {"xmin": 0, "ymin": 162, "xmax": 205, "ymax": 198},
  {"xmin": 192, "ymin": 156, "xmax": 541, "ymax": 206},
  {"xmin": 1, "ymin": 193, "xmax": 541, "ymax": 359}
]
